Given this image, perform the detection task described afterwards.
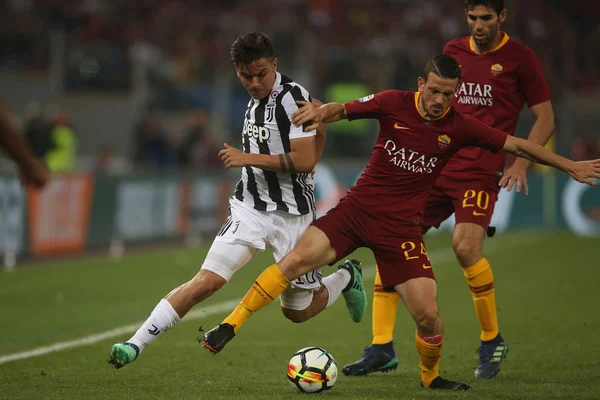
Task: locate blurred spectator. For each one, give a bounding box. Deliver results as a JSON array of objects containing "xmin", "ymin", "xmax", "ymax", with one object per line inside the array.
[
  {"xmin": 132, "ymin": 114, "xmax": 176, "ymax": 169},
  {"xmin": 95, "ymin": 146, "xmax": 113, "ymax": 173},
  {"xmin": 1, "ymin": 0, "xmax": 598, "ymax": 99},
  {"xmin": 177, "ymin": 108, "xmax": 221, "ymax": 170},
  {"xmin": 44, "ymin": 107, "xmax": 78, "ymax": 173},
  {"xmin": 0, "ymin": 1, "xmax": 50, "ymax": 70},
  {"xmin": 1, "ymin": 0, "xmax": 600, "ymax": 164},
  {"xmin": 93, "ymin": 145, "xmax": 130, "ymax": 175},
  {"xmin": 324, "ymin": 78, "xmax": 377, "ymax": 159}
]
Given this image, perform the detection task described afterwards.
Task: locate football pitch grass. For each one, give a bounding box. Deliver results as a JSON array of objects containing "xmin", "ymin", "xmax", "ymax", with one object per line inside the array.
[{"xmin": 1, "ymin": 231, "xmax": 599, "ymax": 399}]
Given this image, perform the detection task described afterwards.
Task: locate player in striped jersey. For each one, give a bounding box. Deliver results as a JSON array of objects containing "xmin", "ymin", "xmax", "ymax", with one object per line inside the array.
[
  {"xmin": 108, "ymin": 32, "xmax": 367, "ymax": 368},
  {"xmin": 228, "ymin": 69, "xmax": 318, "ymax": 215}
]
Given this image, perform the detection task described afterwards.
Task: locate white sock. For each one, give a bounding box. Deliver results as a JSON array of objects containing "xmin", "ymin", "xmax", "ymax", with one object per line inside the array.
[
  {"xmin": 322, "ymin": 269, "xmax": 351, "ymax": 309},
  {"xmin": 127, "ymin": 299, "xmax": 181, "ymax": 353}
]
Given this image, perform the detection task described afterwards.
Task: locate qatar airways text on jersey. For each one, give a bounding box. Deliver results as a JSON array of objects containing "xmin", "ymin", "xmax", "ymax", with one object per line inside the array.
[{"xmin": 455, "ymin": 82, "xmax": 493, "ymax": 106}]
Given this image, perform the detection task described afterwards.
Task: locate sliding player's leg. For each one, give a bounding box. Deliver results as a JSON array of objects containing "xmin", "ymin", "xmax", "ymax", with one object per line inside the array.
[
  {"xmin": 202, "ymin": 200, "xmax": 364, "ymax": 354},
  {"xmin": 201, "ymin": 225, "xmax": 338, "ymax": 354},
  {"xmin": 109, "ymin": 240, "xmax": 258, "ymax": 368},
  {"xmin": 108, "ymin": 199, "xmax": 263, "ymax": 369},
  {"xmin": 273, "ymin": 207, "xmax": 367, "ymax": 325},
  {"xmin": 280, "ymin": 259, "xmax": 366, "ymax": 323}
]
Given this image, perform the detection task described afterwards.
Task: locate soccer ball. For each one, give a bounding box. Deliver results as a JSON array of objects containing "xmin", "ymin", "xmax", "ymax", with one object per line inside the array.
[{"xmin": 287, "ymin": 347, "xmax": 338, "ymax": 393}]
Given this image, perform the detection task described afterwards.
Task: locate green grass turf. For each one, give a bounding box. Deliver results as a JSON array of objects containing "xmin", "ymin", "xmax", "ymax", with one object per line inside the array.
[{"xmin": 0, "ymin": 231, "xmax": 599, "ymax": 399}]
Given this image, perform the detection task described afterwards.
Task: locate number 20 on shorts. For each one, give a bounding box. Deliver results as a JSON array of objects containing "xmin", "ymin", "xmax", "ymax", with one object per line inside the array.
[{"xmin": 462, "ymin": 189, "xmax": 490, "ymax": 216}]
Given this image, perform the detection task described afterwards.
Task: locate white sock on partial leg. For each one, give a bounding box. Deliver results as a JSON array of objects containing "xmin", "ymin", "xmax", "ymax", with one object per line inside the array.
[
  {"xmin": 322, "ymin": 269, "xmax": 351, "ymax": 309},
  {"xmin": 127, "ymin": 299, "xmax": 181, "ymax": 353}
]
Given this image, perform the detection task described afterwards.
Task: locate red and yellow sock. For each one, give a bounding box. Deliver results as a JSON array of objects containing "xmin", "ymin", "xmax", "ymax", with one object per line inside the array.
[
  {"xmin": 372, "ymin": 267, "xmax": 400, "ymax": 345},
  {"xmin": 463, "ymin": 257, "xmax": 499, "ymax": 342},
  {"xmin": 223, "ymin": 264, "xmax": 289, "ymax": 332},
  {"xmin": 415, "ymin": 332, "xmax": 443, "ymax": 387}
]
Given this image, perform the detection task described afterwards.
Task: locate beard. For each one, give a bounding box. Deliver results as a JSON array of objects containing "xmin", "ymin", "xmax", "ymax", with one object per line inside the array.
[{"xmin": 473, "ymin": 26, "xmax": 499, "ymax": 45}]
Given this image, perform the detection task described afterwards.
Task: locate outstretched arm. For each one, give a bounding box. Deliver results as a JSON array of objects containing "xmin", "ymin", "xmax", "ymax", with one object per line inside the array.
[
  {"xmin": 499, "ymin": 100, "xmax": 555, "ymax": 194},
  {"xmin": 502, "ymin": 135, "xmax": 600, "ymax": 185},
  {"xmin": 292, "ymin": 101, "xmax": 347, "ymax": 131},
  {"xmin": 0, "ymin": 105, "xmax": 49, "ymax": 188}
]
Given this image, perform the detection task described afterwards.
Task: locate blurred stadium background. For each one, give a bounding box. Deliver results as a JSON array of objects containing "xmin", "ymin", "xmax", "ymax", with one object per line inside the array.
[
  {"xmin": 0, "ymin": 0, "xmax": 598, "ymax": 261},
  {"xmin": 0, "ymin": 1, "xmax": 599, "ymax": 399}
]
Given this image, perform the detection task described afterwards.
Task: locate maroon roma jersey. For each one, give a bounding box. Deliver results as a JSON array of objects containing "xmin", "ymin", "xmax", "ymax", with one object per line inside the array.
[
  {"xmin": 442, "ymin": 34, "xmax": 551, "ymax": 179},
  {"xmin": 343, "ymin": 90, "xmax": 507, "ymax": 232}
]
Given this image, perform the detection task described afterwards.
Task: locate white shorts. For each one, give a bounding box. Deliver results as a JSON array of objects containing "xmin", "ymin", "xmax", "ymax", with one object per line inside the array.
[{"xmin": 201, "ymin": 198, "xmax": 322, "ymax": 310}]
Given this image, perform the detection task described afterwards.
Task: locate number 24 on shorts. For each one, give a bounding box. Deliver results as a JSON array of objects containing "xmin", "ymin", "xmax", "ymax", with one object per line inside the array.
[
  {"xmin": 401, "ymin": 241, "xmax": 432, "ymax": 269},
  {"xmin": 462, "ymin": 189, "xmax": 490, "ymax": 216}
]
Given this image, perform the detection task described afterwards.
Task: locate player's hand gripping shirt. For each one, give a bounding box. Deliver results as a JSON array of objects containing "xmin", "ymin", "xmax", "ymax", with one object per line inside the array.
[
  {"xmin": 442, "ymin": 34, "xmax": 552, "ymax": 178},
  {"xmin": 343, "ymin": 90, "xmax": 507, "ymax": 233}
]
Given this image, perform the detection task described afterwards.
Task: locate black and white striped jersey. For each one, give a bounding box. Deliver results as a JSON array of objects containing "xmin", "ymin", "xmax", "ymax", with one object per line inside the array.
[{"xmin": 234, "ymin": 72, "xmax": 316, "ymax": 216}]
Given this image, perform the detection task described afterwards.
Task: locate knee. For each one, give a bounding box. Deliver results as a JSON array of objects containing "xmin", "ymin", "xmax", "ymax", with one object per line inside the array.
[
  {"xmin": 281, "ymin": 307, "xmax": 310, "ymax": 323},
  {"xmin": 187, "ymin": 272, "xmax": 226, "ymax": 302},
  {"xmin": 413, "ymin": 308, "xmax": 440, "ymax": 335},
  {"xmin": 452, "ymin": 237, "xmax": 481, "ymax": 267}
]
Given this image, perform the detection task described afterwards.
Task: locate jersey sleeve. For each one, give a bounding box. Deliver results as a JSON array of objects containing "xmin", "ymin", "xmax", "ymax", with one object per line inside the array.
[
  {"xmin": 442, "ymin": 41, "xmax": 452, "ymax": 55},
  {"xmin": 344, "ymin": 90, "xmax": 399, "ymax": 121},
  {"xmin": 517, "ymin": 47, "xmax": 552, "ymax": 107},
  {"xmin": 442, "ymin": 39, "xmax": 464, "ymax": 59},
  {"xmin": 281, "ymin": 86, "xmax": 316, "ymax": 140},
  {"xmin": 461, "ymin": 114, "xmax": 508, "ymax": 153}
]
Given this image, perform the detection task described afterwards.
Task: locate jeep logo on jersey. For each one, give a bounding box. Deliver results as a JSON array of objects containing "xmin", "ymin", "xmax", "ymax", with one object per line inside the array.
[
  {"xmin": 243, "ymin": 121, "xmax": 271, "ymax": 143},
  {"xmin": 456, "ymin": 82, "xmax": 493, "ymax": 106},
  {"xmin": 384, "ymin": 140, "xmax": 438, "ymax": 174}
]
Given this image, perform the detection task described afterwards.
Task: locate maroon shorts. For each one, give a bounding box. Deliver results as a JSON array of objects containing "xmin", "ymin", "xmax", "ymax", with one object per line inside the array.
[
  {"xmin": 422, "ymin": 175, "xmax": 500, "ymax": 230},
  {"xmin": 311, "ymin": 199, "xmax": 435, "ymax": 289}
]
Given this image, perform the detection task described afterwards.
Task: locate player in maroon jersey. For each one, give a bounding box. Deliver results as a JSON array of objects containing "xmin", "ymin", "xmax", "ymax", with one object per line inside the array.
[
  {"xmin": 201, "ymin": 54, "xmax": 599, "ymax": 391},
  {"xmin": 344, "ymin": 0, "xmax": 556, "ymax": 380}
]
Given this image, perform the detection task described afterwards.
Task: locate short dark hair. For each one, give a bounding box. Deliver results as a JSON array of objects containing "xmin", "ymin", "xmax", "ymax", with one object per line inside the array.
[
  {"xmin": 423, "ymin": 54, "xmax": 462, "ymax": 82},
  {"xmin": 230, "ymin": 32, "xmax": 274, "ymax": 66},
  {"xmin": 464, "ymin": 0, "xmax": 505, "ymax": 15}
]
